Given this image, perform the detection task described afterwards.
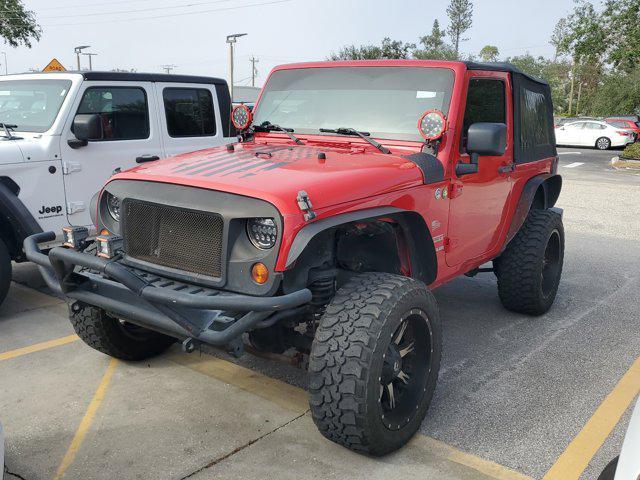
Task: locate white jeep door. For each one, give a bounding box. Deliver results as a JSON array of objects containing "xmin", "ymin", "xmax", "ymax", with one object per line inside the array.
[
  {"xmin": 154, "ymin": 82, "xmax": 227, "ymax": 157},
  {"xmin": 60, "ymin": 81, "xmax": 163, "ymax": 226}
]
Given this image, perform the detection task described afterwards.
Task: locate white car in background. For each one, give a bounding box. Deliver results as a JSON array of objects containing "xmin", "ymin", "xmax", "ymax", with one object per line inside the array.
[
  {"xmin": 598, "ymin": 397, "xmax": 640, "ymax": 480},
  {"xmin": 555, "ymin": 120, "xmax": 635, "ymax": 150}
]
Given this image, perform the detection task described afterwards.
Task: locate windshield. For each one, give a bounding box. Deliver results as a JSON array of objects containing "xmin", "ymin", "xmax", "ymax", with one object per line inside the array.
[
  {"xmin": 0, "ymin": 79, "xmax": 72, "ymax": 133},
  {"xmin": 253, "ymin": 67, "xmax": 455, "ymax": 142}
]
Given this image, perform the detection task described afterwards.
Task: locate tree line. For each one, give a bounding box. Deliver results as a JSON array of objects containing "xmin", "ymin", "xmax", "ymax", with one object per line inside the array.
[{"xmin": 329, "ymin": 0, "xmax": 640, "ymax": 117}]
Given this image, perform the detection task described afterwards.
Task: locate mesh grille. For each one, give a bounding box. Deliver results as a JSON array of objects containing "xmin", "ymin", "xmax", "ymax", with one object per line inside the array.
[{"xmin": 122, "ymin": 199, "xmax": 223, "ymax": 278}]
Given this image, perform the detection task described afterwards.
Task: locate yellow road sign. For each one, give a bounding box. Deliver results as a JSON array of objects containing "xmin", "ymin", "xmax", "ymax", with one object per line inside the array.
[{"xmin": 43, "ymin": 58, "xmax": 66, "ymax": 72}]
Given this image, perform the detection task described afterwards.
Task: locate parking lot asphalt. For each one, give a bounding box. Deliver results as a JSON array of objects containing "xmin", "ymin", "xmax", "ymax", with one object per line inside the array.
[{"xmin": 1, "ymin": 146, "xmax": 639, "ymax": 480}]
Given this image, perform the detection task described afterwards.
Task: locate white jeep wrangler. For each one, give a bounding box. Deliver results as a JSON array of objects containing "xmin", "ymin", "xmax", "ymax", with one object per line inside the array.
[{"xmin": 0, "ymin": 71, "xmax": 233, "ymax": 307}]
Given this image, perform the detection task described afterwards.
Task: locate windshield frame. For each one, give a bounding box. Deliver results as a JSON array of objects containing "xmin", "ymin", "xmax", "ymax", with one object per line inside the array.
[
  {"xmin": 0, "ymin": 78, "xmax": 74, "ymax": 134},
  {"xmin": 252, "ymin": 64, "xmax": 457, "ymax": 143}
]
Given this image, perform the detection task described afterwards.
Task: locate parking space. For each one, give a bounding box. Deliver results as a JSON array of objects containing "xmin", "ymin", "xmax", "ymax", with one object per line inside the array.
[{"xmin": 1, "ymin": 147, "xmax": 639, "ymax": 480}]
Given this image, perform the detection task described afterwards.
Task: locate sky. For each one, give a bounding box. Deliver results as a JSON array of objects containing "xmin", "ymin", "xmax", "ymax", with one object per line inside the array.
[{"xmin": 7, "ymin": 0, "xmax": 578, "ymax": 86}]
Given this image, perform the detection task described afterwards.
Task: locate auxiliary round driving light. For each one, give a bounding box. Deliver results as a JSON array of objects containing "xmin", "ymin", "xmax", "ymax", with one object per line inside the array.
[
  {"xmin": 418, "ymin": 109, "xmax": 447, "ymax": 141},
  {"xmin": 231, "ymin": 104, "xmax": 252, "ymax": 131}
]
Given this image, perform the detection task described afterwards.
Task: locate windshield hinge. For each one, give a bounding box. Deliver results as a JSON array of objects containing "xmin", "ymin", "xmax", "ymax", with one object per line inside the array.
[
  {"xmin": 296, "ymin": 190, "xmax": 316, "ymax": 222},
  {"xmin": 62, "ymin": 161, "xmax": 82, "ymax": 175},
  {"xmin": 66, "ymin": 201, "xmax": 86, "ymax": 215}
]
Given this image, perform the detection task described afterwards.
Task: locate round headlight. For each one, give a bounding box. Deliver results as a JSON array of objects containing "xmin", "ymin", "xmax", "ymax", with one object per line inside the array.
[
  {"xmin": 106, "ymin": 193, "xmax": 121, "ymax": 221},
  {"xmin": 246, "ymin": 218, "xmax": 277, "ymax": 250}
]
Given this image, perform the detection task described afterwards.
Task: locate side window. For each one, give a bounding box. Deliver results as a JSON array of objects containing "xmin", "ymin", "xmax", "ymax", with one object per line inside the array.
[
  {"xmin": 461, "ymin": 78, "xmax": 506, "ymax": 151},
  {"xmin": 519, "ymin": 88, "xmax": 552, "ymax": 148},
  {"xmin": 163, "ymin": 88, "xmax": 216, "ymax": 137},
  {"xmin": 76, "ymin": 87, "xmax": 149, "ymax": 141},
  {"xmin": 585, "ymin": 122, "xmax": 605, "ymax": 130}
]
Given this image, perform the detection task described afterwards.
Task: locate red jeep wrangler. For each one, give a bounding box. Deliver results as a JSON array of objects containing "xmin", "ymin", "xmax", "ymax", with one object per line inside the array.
[{"xmin": 26, "ymin": 60, "xmax": 563, "ymax": 456}]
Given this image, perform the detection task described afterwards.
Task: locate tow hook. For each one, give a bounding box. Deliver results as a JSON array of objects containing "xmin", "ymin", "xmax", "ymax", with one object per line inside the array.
[{"xmin": 296, "ymin": 190, "xmax": 316, "ymax": 221}]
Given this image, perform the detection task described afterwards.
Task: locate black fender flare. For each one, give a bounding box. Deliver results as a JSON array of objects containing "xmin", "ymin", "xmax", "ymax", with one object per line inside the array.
[
  {"xmin": 285, "ymin": 206, "xmax": 438, "ymax": 285},
  {"xmin": 0, "ymin": 179, "xmax": 42, "ymax": 259},
  {"xmin": 504, "ymin": 173, "xmax": 562, "ymax": 248}
]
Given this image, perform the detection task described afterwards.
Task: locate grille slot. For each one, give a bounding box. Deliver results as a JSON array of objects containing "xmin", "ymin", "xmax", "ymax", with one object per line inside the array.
[{"xmin": 122, "ymin": 199, "xmax": 224, "ymax": 279}]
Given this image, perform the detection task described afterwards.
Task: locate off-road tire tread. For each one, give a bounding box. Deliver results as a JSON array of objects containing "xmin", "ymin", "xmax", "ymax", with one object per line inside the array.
[
  {"xmin": 0, "ymin": 238, "xmax": 11, "ymax": 308},
  {"xmin": 69, "ymin": 302, "xmax": 174, "ymax": 361},
  {"xmin": 308, "ymin": 272, "xmax": 440, "ymax": 456},
  {"xmin": 495, "ymin": 209, "xmax": 564, "ymax": 315}
]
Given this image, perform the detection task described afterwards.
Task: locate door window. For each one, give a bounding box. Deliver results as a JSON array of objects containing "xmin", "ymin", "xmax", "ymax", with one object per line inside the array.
[
  {"xmin": 461, "ymin": 78, "xmax": 505, "ymax": 151},
  {"xmin": 76, "ymin": 87, "xmax": 149, "ymax": 141},
  {"xmin": 584, "ymin": 122, "xmax": 606, "ymax": 130},
  {"xmin": 163, "ymin": 88, "xmax": 216, "ymax": 137}
]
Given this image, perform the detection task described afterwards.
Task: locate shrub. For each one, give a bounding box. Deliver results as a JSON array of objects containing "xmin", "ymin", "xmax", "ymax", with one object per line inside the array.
[{"xmin": 621, "ymin": 142, "xmax": 640, "ymax": 159}]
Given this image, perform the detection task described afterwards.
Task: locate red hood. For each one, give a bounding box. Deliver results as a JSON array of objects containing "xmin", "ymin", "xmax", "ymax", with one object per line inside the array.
[{"xmin": 112, "ymin": 140, "xmax": 426, "ymax": 216}]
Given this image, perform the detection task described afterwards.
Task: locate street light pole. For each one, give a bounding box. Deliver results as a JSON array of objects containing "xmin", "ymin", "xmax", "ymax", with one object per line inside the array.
[
  {"xmin": 226, "ymin": 33, "xmax": 247, "ymax": 103},
  {"xmin": 74, "ymin": 45, "xmax": 90, "ymax": 70},
  {"xmin": 1, "ymin": 52, "xmax": 7, "ymax": 75}
]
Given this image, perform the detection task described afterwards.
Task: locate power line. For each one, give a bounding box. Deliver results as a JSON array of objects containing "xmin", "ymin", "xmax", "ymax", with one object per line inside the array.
[
  {"xmin": 42, "ymin": 0, "xmax": 292, "ymax": 27},
  {"xmin": 37, "ymin": 0, "xmax": 231, "ymax": 20}
]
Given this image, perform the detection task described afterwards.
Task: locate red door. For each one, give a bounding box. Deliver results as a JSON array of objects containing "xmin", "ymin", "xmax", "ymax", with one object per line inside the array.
[{"xmin": 446, "ymin": 72, "xmax": 515, "ymax": 267}]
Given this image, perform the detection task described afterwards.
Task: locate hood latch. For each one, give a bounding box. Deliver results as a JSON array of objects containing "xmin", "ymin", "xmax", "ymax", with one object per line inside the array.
[{"xmin": 296, "ymin": 190, "xmax": 316, "ymax": 222}]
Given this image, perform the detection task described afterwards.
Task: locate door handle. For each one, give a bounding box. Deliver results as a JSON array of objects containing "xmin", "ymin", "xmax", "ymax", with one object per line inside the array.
[
  {"xmin": 136, "ymin": 155, "xmax": 160, "ymax": 164},
  {"xmin": 498, "ymin": 163, "xmax": 515, "ymax": 174}
]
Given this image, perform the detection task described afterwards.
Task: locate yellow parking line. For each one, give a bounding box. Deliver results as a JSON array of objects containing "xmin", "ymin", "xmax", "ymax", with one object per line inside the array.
[
  {"xmin": 543, "ymin": 356, "xmax": 640, "ymax": 480},
  {"xmin": 0, "ymin": 334, "xmax": 79, "ymax": 361},
  {"xmin": 170, "ymin": 351, "xmax": 532, "ymax": 480},
  {"xmin": 412, "ymin": 435, "xmax": 533, "ymax": 480},
  {"xmin": 169, "ymin": 352, "xmax": 309, "ymax": 413},
  {"xmin": 53, "ymin": 358, "xmax": 119, "ymax": 480}
]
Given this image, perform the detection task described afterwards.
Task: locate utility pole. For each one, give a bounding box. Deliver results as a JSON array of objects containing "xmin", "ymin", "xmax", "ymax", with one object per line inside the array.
[
  {"xmin": 160, "ymin": 64, "xmax": 177, "ymax": 74},
  {"xmin": 226, "ymin": 33, "xmax": 247, "ymax": 103},
  {"xmin": 250, "ymin": 56, "xmax": 259, "ymax": 87},
  {"xmin": 568, "ymin": 58, "xmax": 576, "ymax": 116},
  {"xmin": 74, "ymin": 45, "xmax": 90, "ymax": 70},
  {"xmin": 83, "ymin": 52, "xmax": 98, "ymax": 71},
  {"xmin": 1, "ymin": 52, "xmax": 7, "ymax": 75}
]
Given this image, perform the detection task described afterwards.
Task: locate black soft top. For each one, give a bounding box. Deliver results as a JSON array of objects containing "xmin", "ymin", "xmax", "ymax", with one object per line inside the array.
[
  {"xmin": 464, "ymin": 61, "xmax": 548, "ymax": 86},
  {"xmin": 80, "ymin": 71, "xmax": 228, "ymax": 86}
]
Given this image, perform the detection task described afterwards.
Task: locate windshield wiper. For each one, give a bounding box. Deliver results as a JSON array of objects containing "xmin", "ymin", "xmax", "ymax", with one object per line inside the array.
[
  {"xmin": 254, "ymin": 121, "xmax": 304, "ymax": 145},
  {"xmin": 0, "ymin": 123, "xmax": 18, "ymax": 139},
  {"xmin": 319, "ymin": 127, "xmax": 390, "ymax": 154}
]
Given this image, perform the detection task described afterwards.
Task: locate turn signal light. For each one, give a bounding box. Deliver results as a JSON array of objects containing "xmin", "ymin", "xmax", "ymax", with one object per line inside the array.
[{"xmin": 251, "ymin": 262, "xmax": 269, "ymax": 284}]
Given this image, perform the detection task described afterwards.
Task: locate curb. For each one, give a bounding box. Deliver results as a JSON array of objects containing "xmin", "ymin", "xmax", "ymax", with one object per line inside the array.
[{"xmin": 611, "ymin": 156, "xmax": 640, "ymax": 171}]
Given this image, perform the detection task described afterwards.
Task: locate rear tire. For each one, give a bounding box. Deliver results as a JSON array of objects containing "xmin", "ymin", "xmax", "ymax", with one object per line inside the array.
[
  {"xmin": 69, "ymin": 302, "xmax": 175, "ymax": 361},
  {"xmin": 596, "ymin": 137, "xmax": 611, "ymax": 150},
  {"xmin": 597, "ymin": 456, "xmax": 618, "ymax": 480},
  {"xmin": 0, "ymin": 238, "xmax": 11, "ymax": 308},
  {"xmin": 495, "ymin": 209, "xmax": 564, "ymax": 315},
  {"xmin": 309, "ymin": 272, "xmax": 441, "ymax": 456}
]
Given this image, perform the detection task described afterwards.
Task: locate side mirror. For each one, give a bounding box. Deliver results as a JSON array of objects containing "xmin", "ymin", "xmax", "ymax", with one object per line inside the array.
[
  {"xmin": 456, "ymin": 122, "xmax": 507, "ymax": 177},
  {"xmin": 467, "ymin": 122, "xmax": 507, "ymax": 157},
  {"xmin": 68, "ymin": 114, "xmax": 103, "ymax": 149}
]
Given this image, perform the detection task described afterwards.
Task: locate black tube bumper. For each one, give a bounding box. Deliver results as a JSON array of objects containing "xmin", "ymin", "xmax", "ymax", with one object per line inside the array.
[{"xmin": 24, "ymin": 232, "xmax": 312, "ymax": 347}]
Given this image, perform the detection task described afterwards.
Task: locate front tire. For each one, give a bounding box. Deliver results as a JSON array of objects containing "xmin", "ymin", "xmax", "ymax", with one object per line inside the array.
[
  {"xmin": 309, "ymin": 272, "xmax": 441, "ymax": 456},
  {"xmin": 69, "ymin": 302, "xmax": 175, "ymax": 361},
  {"xmin": 0, "ymin": 238, "xmax": 11, "ymax": 308},
  {"xmin": 495, "ymin": 209, "xmax": 564, "ymax": 315},
  {"xmin": 596, "ymin": 137, "xmax": 611, "ymax": 150}
]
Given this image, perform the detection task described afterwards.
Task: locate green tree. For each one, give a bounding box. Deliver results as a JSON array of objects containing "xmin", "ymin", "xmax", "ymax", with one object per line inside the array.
[
  {"xmin": 329, "ymin": 37, "xmax": 414, "ymax": 60},
  {"xmin": 603, "ymin": 0, "xmax": 640, "ymax": 72},
  {"xmin": 446, "ymin": 0, "xmax": 473, "ymax": 55},
  {"xmin": 590, "ymin": 67, "xmax": 640, "ymax": 116},
  {"xmin": 479, "ymin": 45, "xmax": 499, "ymax": 62},
  {"xmin": 413, "ymin": 20, "xmax": 458, "ymax": 60},
  {"xmin": 0, "ymin": 0, "xmax": 41, "ymax": 48}
]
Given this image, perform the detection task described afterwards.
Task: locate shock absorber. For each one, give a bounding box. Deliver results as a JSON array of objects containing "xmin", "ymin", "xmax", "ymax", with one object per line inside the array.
[{"xmin": 309, "ymin": 273, "xmax": 336, "ymax": 310}]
